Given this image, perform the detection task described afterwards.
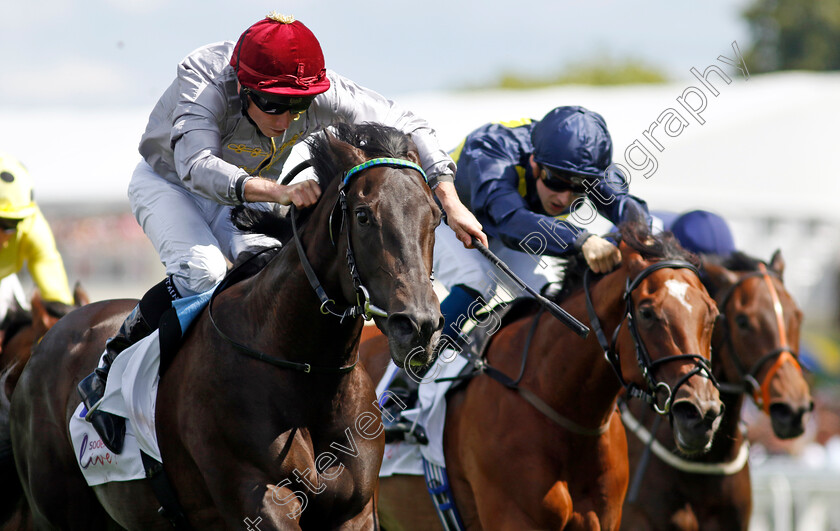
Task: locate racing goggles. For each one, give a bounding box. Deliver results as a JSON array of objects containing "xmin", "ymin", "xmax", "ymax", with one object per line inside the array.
[
  {"xmin": 541, "ymin": 167, "xmax": 590, "ymax": 194},
  {"xmin": 0, "ymin": 218, "xmax": 21, "ymax": 233},
  {"xmin": 246, "ymin": 89, "xmax": 314, "ymax": 115}
]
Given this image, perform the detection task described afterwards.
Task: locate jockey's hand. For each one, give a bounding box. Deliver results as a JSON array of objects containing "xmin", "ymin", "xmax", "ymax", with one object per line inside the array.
[
  {"xmin": 277, "ymin": 180, "xmax": 321, "ymax": 208},
  {"xmin": 243, "ymin": 177, "xmax": 321, "ymax": 208},
  {"xmin": 446, "ymin": 202, "xmax": 487, "ymax": 249},
  {"xmin": 434, "ymin": 181, "xmax": 488, "ymax": 248},
  {"xmin": 582, "ymin": 235, "xmax": 621, "ymax": 274}
]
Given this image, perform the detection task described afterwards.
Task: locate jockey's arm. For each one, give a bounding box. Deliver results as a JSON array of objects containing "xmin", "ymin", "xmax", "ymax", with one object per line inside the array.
[
  {"xmin": 433, "ymin": 181, "xmax": 486, "ymax": 248},
  {"xmin": 21, "ymin": 210, "xmax": 74, "ymax": 305}
]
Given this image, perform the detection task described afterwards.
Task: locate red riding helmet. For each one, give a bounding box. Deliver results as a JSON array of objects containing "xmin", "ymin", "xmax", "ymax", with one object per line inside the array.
[{"xmin": 230, "ymin": 13, "xmax": 331, "ymax": 97}]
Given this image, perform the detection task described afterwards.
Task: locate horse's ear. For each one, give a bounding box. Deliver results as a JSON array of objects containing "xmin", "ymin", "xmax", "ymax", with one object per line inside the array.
[
  {"xmin": 30, "ymin": 291, "xmax": 55, "ymax": 339},
  {"xmin": 405, "ymin": 142, "xmax": 421, "ymax": 166},
  {"xmin": 769, "ymin": 249, "xmax": 785, "ymax": 280},
  {"xmin": 700, "ymin": 260, "xmax": 739, "ymax": 297},
  {"xmin": 73, "ymin": 282, "xmax": 91, "ymax": 306},
  {"xmin": 325, "ymin": 129, "xmax": 366, "ymax": 169}
]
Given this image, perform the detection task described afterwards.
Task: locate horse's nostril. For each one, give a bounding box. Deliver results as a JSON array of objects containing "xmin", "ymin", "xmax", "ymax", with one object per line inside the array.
[
  {"xmin": 672, "ymin": 401, "xmax": 700, "ymax": 422},
  {"xmin": 387, "ymin": 314, "xmax": 416, "ymax": 340},
  {"xmin": 419, "ymin": 317, "xmax": 441, "ymax": 342}
]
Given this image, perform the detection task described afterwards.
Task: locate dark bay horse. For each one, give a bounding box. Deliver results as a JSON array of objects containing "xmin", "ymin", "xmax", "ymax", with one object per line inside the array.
[
  {"xmin": 0, "ymin": 285, "xmax": 90, "ymax": 531},
  {"xmin": 11, "ymin": 123, "xmax": 443, "ymax": 530},
  {"xmin": 621, "ymin": 250, "xmax": 813, "ymax": 531},
  {"xmin": 362, "ymin": 223, "xmax": 724, "ymax": 530}
]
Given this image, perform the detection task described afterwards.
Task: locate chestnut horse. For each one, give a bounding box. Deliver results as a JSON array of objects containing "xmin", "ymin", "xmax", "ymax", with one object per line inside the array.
[
  {"xmin": 0, "ymin": 285, "xmax": 90, "ymax": 531},
  {"xmin": 11, "ymin": 123, "xmax": 443, "ymax": 530},
  {"xmin": 621, "ymin": 250, "xmax": 813, "ymax": 531},
  {"xmin": 363, "ymin": 223, "xmax": 724, "ymax": 530}
]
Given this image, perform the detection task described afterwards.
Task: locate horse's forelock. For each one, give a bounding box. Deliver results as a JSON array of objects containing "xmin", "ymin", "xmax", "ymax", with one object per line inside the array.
[
  {"xmin": 308, "ymin": 123, "xmax": 420, "ymax": 185},
  {"xmin": 718, "ymin": 251, "xmax": 765, "ymax": 272},
  {"xmin": 619, "ymin": 221, "xmax": 699, "ymax": 266}
]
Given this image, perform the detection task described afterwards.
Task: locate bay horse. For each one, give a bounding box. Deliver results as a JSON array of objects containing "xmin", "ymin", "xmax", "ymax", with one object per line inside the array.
[
  {"xmin": 0, "ymin": 284, "xmax": 90, "ymax": 531},
  {"xmin": 621, "ymin": 250, "xmax": 813, "ymax": 531},
  {"xmin": 11, "ymin": 122, "xmax": 443, "ymax": 530},
  {"xmin": 362, "ymin": 223, "xmax": 724, "ymax": 530}
]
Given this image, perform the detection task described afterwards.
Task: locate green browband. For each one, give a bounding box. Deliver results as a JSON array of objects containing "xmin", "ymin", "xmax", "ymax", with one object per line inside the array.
[{"xmin": 342, "ymin": 158, "xmax": 427, "ymax": 187}]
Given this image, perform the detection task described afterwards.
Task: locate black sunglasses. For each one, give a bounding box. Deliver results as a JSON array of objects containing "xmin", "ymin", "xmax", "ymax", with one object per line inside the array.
[
  {"xmin": 0, "ymin": 218, "xmax": 21, "ymax": 233},
  {"xmin": 245, "ymin": 89, "xmax": 314, "ymax": 115},
  {"xmin": 541, "ymin": 168, "xmax": 589, "ymax": 194}
]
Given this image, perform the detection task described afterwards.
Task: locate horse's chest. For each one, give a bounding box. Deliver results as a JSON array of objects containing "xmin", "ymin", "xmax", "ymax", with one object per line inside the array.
[{"xmin": 283, "ymin": 425, "xmax": 381, "ymax": 514}]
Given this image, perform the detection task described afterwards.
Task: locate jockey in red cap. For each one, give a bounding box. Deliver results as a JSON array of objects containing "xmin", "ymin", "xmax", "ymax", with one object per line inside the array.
[
  {"xmin": 78, "ymin": 13, "xmax": 486, "ymax": 454},
  {"xmin": 229, "ymin": 16, "xmax": 331, "ymax": 96}
]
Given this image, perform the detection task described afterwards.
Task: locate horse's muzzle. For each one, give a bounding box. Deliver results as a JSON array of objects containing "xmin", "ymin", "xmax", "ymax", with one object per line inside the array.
[
  {"xmin": 384, "ymin": 311, "xmax": 443, "ymax": 368},
  {"xmin": 670, "ymin": 398, "xmax": 724, "ymax": 455},
  {"xmin": 769, "ymin": 401, "xmax": 813, "ymax": 439}
]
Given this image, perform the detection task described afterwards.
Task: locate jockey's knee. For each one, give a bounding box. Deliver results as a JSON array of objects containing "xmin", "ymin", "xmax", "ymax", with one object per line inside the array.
[{"xmin": 170, "ymin": 246, "xmax": 228, "ymax": 297}]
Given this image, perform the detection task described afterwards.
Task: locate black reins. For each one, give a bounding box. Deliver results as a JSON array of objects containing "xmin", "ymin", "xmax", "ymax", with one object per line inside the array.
[
  {"xmin": 584, "ymin": 260, "xmax": 718, "ymax": 415},
  {"xmin": 475, "ymin": 307, "xmax": 612, "ymax": 437}
]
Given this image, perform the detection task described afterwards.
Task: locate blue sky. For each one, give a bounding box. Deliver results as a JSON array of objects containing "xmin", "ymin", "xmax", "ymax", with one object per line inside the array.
[{"xmin": 0, "ymin": 0, "xmax": 752, "ymax": 109}]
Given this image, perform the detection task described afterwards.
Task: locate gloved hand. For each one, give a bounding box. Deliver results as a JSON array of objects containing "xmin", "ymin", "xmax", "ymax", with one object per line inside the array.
[{"xmin": 581, "ymin": 235, "xmax": 622, "ymax": 274}]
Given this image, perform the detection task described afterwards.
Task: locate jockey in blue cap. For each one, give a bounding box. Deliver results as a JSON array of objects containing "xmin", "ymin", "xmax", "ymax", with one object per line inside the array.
[
  {"xmin": 433, "ymin": 106, "xmax": 651, "ymax": 348},
  {"xmin": 668, "ymin": 210, "xmax": 736, "ymax": 257}
]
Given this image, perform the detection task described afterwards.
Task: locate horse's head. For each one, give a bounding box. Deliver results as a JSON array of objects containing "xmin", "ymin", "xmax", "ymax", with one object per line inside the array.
[
  {"xmin": 0, "ymin": 283, "xmax": 89, "ymax": 400},
  {"xmin": 613, "ymin": 223, "xmax": 723, "ymax": 455},
  {"xmin": 703, "ymin": 250, "xmax": 813, "ymax": 439},
  {"xmin": 307, "ymin": 123, "xmax": 443, "ymax": 369}
]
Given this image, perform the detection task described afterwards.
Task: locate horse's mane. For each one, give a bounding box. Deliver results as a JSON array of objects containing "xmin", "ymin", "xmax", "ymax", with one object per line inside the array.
[
  {"xmin": 1, "ymin": 307, "xmax": 33, "ymax": 349},
  {"xmin": 231, "ymin": 122, "xmax": 418, "ymax": 243},
  {"xmin": 702, "ymin": 250, "xmax": 764, "ymax": 272},
  {"xmin": 551, "ymin": 221, "xmax": 699, "ymax": 303},
  {"xmin": 308, "ymin": 122, "xmax": 418, "ymax": 185}
]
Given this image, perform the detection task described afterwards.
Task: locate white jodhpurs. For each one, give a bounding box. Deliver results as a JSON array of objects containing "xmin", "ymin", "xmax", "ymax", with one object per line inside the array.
[
  {"xmin": 128, "ymin": 160, "xmax": 280, "ymax": 297},
  {"xmin": 0, "ymin": 273, "xmax": 28, "ymax": 324},
  {"xmin": 432, "ymin": 223, "xmax": 565, "ymax": 304}
]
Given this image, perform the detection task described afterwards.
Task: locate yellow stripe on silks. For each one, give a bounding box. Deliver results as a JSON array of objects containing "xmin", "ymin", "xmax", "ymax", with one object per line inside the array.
[
  {"xmin": 516, "ymin": 166, "xmax": 528, "ymax": 197},
  {"xmin": 450, "ymin": 117, "xmax": 534, "ymax": 164},
  {"xmin": 449, "ymin": 138, "xmax": 467, "ymax": 164},
  {"xmin": 496, "ymin": 118, "xmax": 533, "ymax": 128}
]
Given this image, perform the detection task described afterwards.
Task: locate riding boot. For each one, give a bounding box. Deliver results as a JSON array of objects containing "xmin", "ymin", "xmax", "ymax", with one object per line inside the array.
[
  {"xmin": 77, "ymin": 276, "xmax": 180, "ymax": 454},
  {"xmin": 437, "ymin": 284, "xmax": 481, "ymax": 352}
]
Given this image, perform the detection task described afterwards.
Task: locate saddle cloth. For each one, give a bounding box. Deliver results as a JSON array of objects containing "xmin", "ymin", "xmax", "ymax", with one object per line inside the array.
[
  {"xmin": 376, "ymin": 349, "xmax": 468, "ymax": 477},
  {"xmin": 69, "ymin": 288, "xmax": 216, "ymax": 486}
]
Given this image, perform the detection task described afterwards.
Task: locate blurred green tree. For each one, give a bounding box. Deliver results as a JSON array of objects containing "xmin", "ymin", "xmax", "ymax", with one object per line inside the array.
[
  {"xmin": 743, "ymin": 0, "xmax": 840, "ymax": 72},
  {"xmin": 464, "ymin": 55, "xmax": 667, "ymax": 90}
]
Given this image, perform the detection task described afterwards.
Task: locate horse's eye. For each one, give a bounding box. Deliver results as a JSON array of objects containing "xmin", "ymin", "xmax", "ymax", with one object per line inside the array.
[
  {"xmin": 734, "ymin": 314, "xmax": 750, "ymax": 330},
  {"xmin": 638, "ymin": 306, "xmax": 656, "ymax": 321},
  {"xmin": 356, "ymin": 210, "xmax": 370, "ymax": 225}
]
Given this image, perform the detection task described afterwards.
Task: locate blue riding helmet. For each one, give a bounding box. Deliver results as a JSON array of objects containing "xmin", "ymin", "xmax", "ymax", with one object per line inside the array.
[
  {"xmin": 670, "ymin": 210, "xmax": 736, "ymax": 257},
  {"xmin": 530, "ymin": 106, "xmax": 612, "ymax": 178}
]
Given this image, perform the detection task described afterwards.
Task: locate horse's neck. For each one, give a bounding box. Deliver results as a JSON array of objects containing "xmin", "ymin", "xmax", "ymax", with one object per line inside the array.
[
  {"xmin": 252, "ymin": 228, "xmax": 361, "ymax": 367},
  {"xmin": 704, "ymin": 343, "xmax": 750, "ymax": 462},
  {"xmin": 527, "ymin": 270, "xmax": 630, "ymax": 427},
  {"xmin": 710, "ymin": 389, "xmax": 748, "ymax": 461}
]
